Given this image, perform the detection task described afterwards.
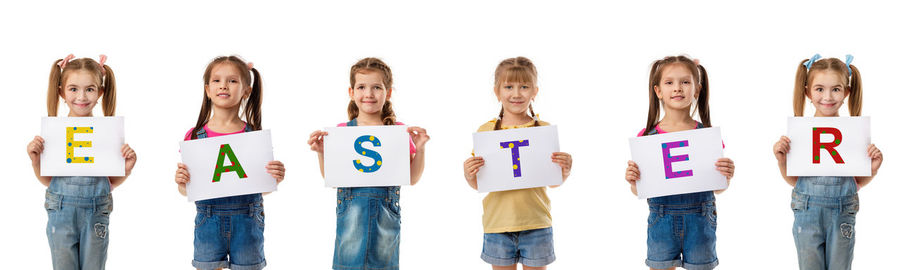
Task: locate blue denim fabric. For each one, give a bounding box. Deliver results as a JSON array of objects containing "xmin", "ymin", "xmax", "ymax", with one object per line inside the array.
[
  {"xmin": 646, "ymin": 191, "xmax": 718, "ymax": 270},
  {"xmin": 44, "ymin": 176, "xmax": 113, "ymax": 270},
  {"xmin": 333, "ymin": 186, "xmax": 401, "ymax": 270},
  {"xmin": 791, "ymin": 176, "xmax": 858, "ymax": 270},
  {"xmin": 481, "ymin": 227, "xmax": 555, "ymax": 267},
  {"xmin": 193, "ymin": 194, "xmax": 266, "ymax": 270}
]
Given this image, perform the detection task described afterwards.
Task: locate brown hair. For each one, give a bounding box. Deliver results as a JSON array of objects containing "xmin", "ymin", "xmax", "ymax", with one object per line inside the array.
[
  {"xmin": 493, "ymin": 56, "xmax": 540, "ymax": 130},
  {"xmin": 642, "ymin": 55, "xmax": 710, "ymax": 136},
  {"xmin": 190, "ymin": 56, "xmax": 262, "ymax": 139},
  {"xmin": 793, "ymin": 57, "xmax": 862, "ymax": 116},
  {"xmin": 47, "ymin": 57, "xmax": 116, "ymax": 116},
  {"xmin": 348, "ymin": 57, "xmax": 396, "ymax": 125}
]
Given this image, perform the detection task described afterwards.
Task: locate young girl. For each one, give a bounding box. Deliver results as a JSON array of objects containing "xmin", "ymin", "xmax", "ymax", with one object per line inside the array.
[
  {"xmin": 26, "ymin": 54, "xmax": 137, "ymax": 270},
  {"xmin": 623, "ymin": 55, "xmax": 735, "ymax": 270},
  {"xmin": 308, "ymin": 57, "xmax": 429, "ymax": 270},
  {"xmin": 462, "ymin": 57, "xmax": 573, "ymax": 270},
  {"xmin": 173, "ymin": 56, "xmax": 286, "ymax": 270},
  {"xmin": 772, "ymin": 54, "xmax": 883, "ymax": 269}
]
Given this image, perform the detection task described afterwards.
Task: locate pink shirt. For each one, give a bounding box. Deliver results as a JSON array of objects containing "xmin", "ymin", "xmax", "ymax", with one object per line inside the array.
[
  {"xmin": 638, "ymin": 121, "xmax": 725, "ymax": 148},
  {"xmin": 337, "ymin": 121, "xmax": 416, "ymax": 155},
  {"xmin": 184, "ymin": 123, "xmax": 247, "ymax": 141}
]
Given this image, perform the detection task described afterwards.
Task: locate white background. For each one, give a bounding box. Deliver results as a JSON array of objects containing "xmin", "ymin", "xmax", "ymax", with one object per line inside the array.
[{"xmin": 2, "ymin": 1, "xmax": 897, "ymax": 269}]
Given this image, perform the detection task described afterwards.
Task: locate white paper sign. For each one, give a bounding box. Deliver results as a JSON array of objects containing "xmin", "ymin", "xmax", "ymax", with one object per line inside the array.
[
  {"xmin": 180, "ymin": 130, "xmax": 277, "ymax": 202},
  {"xmin": 786, "ymin": 117, "xmax": 871, "ymax": 176},
  {"xmin": 324, "ymin": 125, "xmax": 411, "ymax": 187},
  {"xmin": 41, "ymin": 117, "xmax": 125, "ymax": 176},
  {"xmin": 473, "ymin": 125, "xmax": 562, "ymax": 193},
  {"xmin": 629, "ymin": 127, "xmax": 727, "ymax": 199}
]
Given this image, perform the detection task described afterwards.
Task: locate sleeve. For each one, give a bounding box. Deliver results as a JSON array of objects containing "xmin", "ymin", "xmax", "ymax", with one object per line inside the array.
[{"xmin": 183, "ymin": 128, "xmax": 194, "ymax": 141}]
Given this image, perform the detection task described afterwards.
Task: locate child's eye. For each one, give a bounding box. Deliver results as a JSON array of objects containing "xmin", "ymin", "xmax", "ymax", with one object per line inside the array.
[
  {"xmin": 69, "ymin": 88, "xmax": 77, "ymax": 92},
  {"xmin": 832, "ymin": 87, "xmax": 841, "ymax": 92},
  {"xmin": 521, "ymin": 85, "xmax": 529, "ymax": 89},
  {"xmin": 357, "ymin": 86, "xmax": 365, "ymax": 90},
  {"xmin": 815, "ymin": 87, "xmax": 824, "ymax": 92},
  {"xmin": 682, "ymin": 81, "xmax": 691, "ymax": 85},
  {"xmin": 374, "ymin": 86, "xmax": 382, "ymax": 90},
  {"xmin": 86, "ymin": 87, "xmax": 94, "ymax": 92},
  {"xmin": 230, "ymin": 79, "xmax": 238, "ymax": 83},
  {"xmin": 212, "ymin": 79, "xmax": 220, "ymax": 83}
]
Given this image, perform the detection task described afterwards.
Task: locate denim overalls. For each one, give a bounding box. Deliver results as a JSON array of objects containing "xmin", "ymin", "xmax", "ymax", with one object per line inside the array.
[
  {"xmin": 643, "ymin": 123, "xmax": 719, "ymax": 270},
  {"xmin": 190, "ymin": 125, "xmax": 267, "ymax": 270},
  {"xmin": 44, "ymin": 176, "xmax": 113, "ymax": 270},
  {"xmin": 333, "ymin": 119, "xmax": 402, "ymax": 270},
  {"xmin": 791, "ymin": 176, "xmax": 858, "ymax": 270}
]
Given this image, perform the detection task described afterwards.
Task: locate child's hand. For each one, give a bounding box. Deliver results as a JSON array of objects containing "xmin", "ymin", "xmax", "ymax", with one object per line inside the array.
[
  {"xmin": 868, "ymin": 144, "xmax": 883, "ymax": 176},
  {"xmin": 408, "ymin": 126, "xmax": 430, "ymax": 149},
  {"xmin": 625, "ymin": 160, "xmax": 640, "ymax": 185},
  {"xmin": 175, "ymin": 163, "xmax": 191, "ymax": 188},
  {"xmin": 27, "ymin": 136, "xmax": 45, "ymax": 163},
  {"xmin": 267, "ymin": 161, "xmax": 286, "ymax": 184},
  {"xmin": 552, "ymin": 152, "xmax": 572, "ymax": 181},
  {"xmin": 773, "ymin": 136, "xmax": 791, "ymax": 163},
  {"xmin": 463, "ymin": 156, "xmax": 484, "ymax": 182},
  {"xmin": 308, "ymin": 130, "xmax": 328, "ymax": 153},
  {"xmin": 716, "ymin": 158, "xmax": 735, "ymax": 180},
  {"xmin": 122, "ymin": 144, "xmax": 137, "ymax": 177}
]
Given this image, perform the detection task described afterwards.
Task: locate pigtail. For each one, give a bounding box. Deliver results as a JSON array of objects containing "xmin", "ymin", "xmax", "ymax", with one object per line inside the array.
[
  {"xmin": 347, "ymin": 100, "xmax": 359, "ymax": 121},
  {"xmin": 47, "ymin": 59, "xmax": 64, "ymax": 116},
  {"xmin": 529, "ymin": 104, "xmax": 540, "ymax": 126},
  {"xmin": 493, "ymin": 108, "xmax": 504, "ymax": 130},
  {"xmin": 793, "ymin": 59, "xmax": 810, "ymax": 116},
  {"xmin": 642, "ymin": 60, "xmax": 663, "ymax": 136},
  {"xmin": 244, "ymin": 68, "xmax": 262, "ymax": 130},
  {"xmin": 101, "ymin": 64, "xmax": 117, "ymax": 116},
  {"xmin": 848, "ymin": 64, "xmax": 862, "ymax": 116},
  {"xmin": 381, "ymin": 100, "xmax": 396, "ymax": 125},
  {"xmin": 696, "ymin": 64, "xmax": 711, "ymax": 128},
  {"xmin": 190, "ymin": 95, "xmax": 212, "ymax": 140}
]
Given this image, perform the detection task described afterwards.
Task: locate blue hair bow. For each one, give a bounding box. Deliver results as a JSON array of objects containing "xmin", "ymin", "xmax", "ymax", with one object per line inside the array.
[
  {"xmin": 845, "ymin": 54, "xmax": 854, "ymax": 75},
  {"xmin": 803, "ymin": 54, "xmax": 822, "ymax": 70}
]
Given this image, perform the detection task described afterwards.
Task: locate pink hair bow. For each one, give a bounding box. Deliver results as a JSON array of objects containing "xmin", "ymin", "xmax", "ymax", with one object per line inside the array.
[
  {"xmin": 98, "ymin": 54, "xmax": 107, "ymax": 76},
  {"xmin": 57, "ymin": 54, "xmax": 75, "ymax": 69}
]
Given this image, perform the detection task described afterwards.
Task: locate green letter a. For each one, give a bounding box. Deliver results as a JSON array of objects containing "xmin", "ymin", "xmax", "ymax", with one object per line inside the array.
[{"xmin": 212, "ymin": 144, "xmax": 248, "ymax": 182}]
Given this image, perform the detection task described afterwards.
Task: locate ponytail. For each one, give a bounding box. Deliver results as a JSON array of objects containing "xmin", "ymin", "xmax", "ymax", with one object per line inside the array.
[
  {"xmin": 244, "ymin": 67, "xmax": 262, "ymax": 130},
  {"xmin": 794, "ymin": 56, "xmax": 861, "ymax": 116},
  {"xmin": 47, "ymin": 56, "xmax": 112, "ymax": 116},
  {"xmin": 192, "ymin": 56, "xmax": 258, "ymax": 139},
  {"xmin": 101, "ymin": 64, "xmax": 116, "ymax": 116},
  {"xmin": 47, "ymin": 59, "xmax": 64, "ymax": 116},
  {"xmin": 848, "ymin": 64, "xmax": 862, "ymax": 116},
  {"xmin": 642, "ymin": 60, "xmax": 663, "ymax": 136},
  {"xmin": 696, "ymin": 64, "xmax": 711, "ymax": 128},
  {"xmin": 793, "ymin": 59, "xmax": 810, "ymax": 116}
]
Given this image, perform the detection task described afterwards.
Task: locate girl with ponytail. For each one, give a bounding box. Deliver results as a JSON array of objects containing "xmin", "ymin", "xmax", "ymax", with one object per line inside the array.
[
  {"xmin": 307, "ymin": 57, "xmax": 429, "ymax": 270},
  {"xmin": 173, "ymin": 56, "xmax": 285, "ymax": 270},
  {"xmin": 462, "ymin": 56, "xmax": 573, "ymax": 269},
  {"xmin": 624, "ymin": 55, "xmax": 734, "ymax": 270},
  {"xmin": 772, "ymin": 54, "xmax": 882, "ymax": 269},
  {"xmin": 27, "ymin": 54, "xmax": 137, "ymax": 269}
]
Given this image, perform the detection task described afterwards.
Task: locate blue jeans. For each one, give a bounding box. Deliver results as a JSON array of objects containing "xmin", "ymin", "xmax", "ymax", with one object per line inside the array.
[
  {"xmin": 481, "ymin": 227, "xmax": 556, "ymax": 267},
  {"xmin": 333, "ymin": 187, "xmax": 401, "ymax": 270},
  {"xmin": 44, "ymin": 176, "xmax": 113, "ymax": 270},
  {"xmin": 646, "ymin": 191, "xmax": 718, "ymax": 270},
  {"xmin": 792, "ymin": 176, "xmax": 858, "ymax": 270},
  {"xmin": 193, "ymin": 194, "xmax": 266, "ymax": 270}
]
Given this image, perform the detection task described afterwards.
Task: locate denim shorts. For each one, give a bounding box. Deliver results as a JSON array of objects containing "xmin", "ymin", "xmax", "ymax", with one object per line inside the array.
[
  {"xmin": 193, "ymin": 194, "xmax": 266, "ymax": 270},
  {"xmin": 333, "ymin": 186, "xmax": 401, "ymax": 270},
  {"xmin": 646, "ymin": 192, "xmax": 718, "ymax": 270},
  {"xmin": 44, "ymin": 176, "xmax": 113, "ymax": 270},
  {"xmin": 481, "ymin": 227, "xmax": 556, "ymax": 267}
]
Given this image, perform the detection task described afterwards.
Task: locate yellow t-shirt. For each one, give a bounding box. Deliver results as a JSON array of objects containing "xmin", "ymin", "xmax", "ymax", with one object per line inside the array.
[{"xmin": 475, "ymin": 119, "xmax": 553, "ymax": 233}]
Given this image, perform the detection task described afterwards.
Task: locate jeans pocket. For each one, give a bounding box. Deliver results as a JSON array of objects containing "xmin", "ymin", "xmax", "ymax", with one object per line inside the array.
[
  {"xmin": 648, "ymin": 213, "xmax": 662, "ymax": 228},
  {"xmin": 254, "ymin": 205, "xmax": 266, "ymax": 228},
  {"xmin": 706, "ymin": 205, "xmax": 718, "ymax": 227},
  {"xmin": 194, "ymin": 212, "xmax": 208, "ymax": 228},
  {"xmin": 386, "ymin": 198, "xmax": 401, "ymax": 218},
  {"xmin": 336, "ymin": 196, "xmax": 351, "ymax": 218}
]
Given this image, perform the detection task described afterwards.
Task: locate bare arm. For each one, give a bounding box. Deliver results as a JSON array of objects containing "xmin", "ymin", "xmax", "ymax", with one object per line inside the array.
[
  {"xmin": 774, "ymin": 136, "xmax": 799, "ymax": 186},
  {"xmin": 855, "ymin": 144, "xmax": 883, "ymax": 189},
  {"xmin": 408, "ymin": 126, "xmax": 430, "ymax": 185},
  {"xmin": 308, "ymin": 130, "xmax": 328, "ymax": 178},
  {"xmin": 27, "ymin": 136, "xmax": 52, "ymax": 186},
  {"xmin": 108, "ymin": 144, "xmax": 137, "ymax": 190}
]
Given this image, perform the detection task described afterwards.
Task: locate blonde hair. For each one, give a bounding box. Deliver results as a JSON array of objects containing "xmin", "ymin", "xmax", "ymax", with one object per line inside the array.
[
  {"xmin": 348, "ymin": 57, "xmax": 396, "ymax": 125},
  {"xmin": 793, "ymin": 57, "xmax": 862, "ymax": 116},
  {"xmin": 493, "ymin": 56, "xmax": 540, "ymax": 130},
  {"xmin": 47, "ymin": 57, "xmax": 116, "ymax": 116}
]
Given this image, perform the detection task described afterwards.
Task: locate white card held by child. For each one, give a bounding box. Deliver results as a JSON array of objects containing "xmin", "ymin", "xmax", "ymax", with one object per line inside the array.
[
  {"xmin": 323, "ymin": 125, "xmax": 411, "ymax": 187},
  {"xmin": 786, "ymin": 117, "xmax": 871, "ymax": 176},
  {"xmin": 180, "ymin": 130, "xmax": 277, "ymax": 202},
  {"xmin": 40, "ymin": 117, "xmax": 125, "ymax": 176},
  {"xmin": 473, "ymin": 125, "xmax": 562, "ymax": 193},
  {"xmin": 629, "ymin": 127, "xmax": 727, "ymax": 199}
]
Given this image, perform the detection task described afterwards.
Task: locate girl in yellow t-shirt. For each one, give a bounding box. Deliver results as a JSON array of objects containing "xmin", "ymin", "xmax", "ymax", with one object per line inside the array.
[{"xmin": 463, "ymin": 57, "xmax": 572, "ymax": 270}]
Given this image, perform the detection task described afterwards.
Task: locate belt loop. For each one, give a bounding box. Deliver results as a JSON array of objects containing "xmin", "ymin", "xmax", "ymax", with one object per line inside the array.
[
  {"xmin": 804, "ymin": 194, "xmax": 810, "ymax": 211},
  {"xmin": 249, "ymin": 202, "xmax": 255, "ymax": 217},
  {"xmin": 658, "ymin": 205, "xmax": 665, "ymax": 216},
  {"xmin": 206, "ymin": 206, "xmax": 211, "ymax": 217}
]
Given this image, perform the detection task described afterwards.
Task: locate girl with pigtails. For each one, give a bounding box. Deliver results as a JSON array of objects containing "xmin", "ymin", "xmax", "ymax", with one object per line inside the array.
[
  {"xmin": 173, "ymin": 56, "xmax": 286, "ymax": 270},
  {"xmin": 624, "ymin": 55, "xmax": 735, "ymax": 270},
  {"xmin": 27, "ymin": 54, "xmax": 138, "ymax": 270},
  {"xmin": 772, "ymin": 54, "xmax": 883, "ymax": 269}
]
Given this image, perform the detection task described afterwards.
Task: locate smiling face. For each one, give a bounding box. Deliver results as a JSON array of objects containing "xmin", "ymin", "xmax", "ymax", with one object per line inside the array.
[
  {"xmin": 654, "ymin": 63, "xmax": 699, "ymax": 112},
  {"xmin": 205, "ymin": 63, "xmax": 250, "ymax": 109},
  {"xmin": 349, "ymin": 70, "xmax": 391, "ymax": 115},
  {"xmin": 806, "ymin": 70, "xmax": 849, "ymax": 117},
  {"xmin": 495, "ymin": 80, "xmax": 538, "ymax": 116},
  {"xmin": 60, "ymin": 70, "xmax": 102, "ymax": 117}
]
